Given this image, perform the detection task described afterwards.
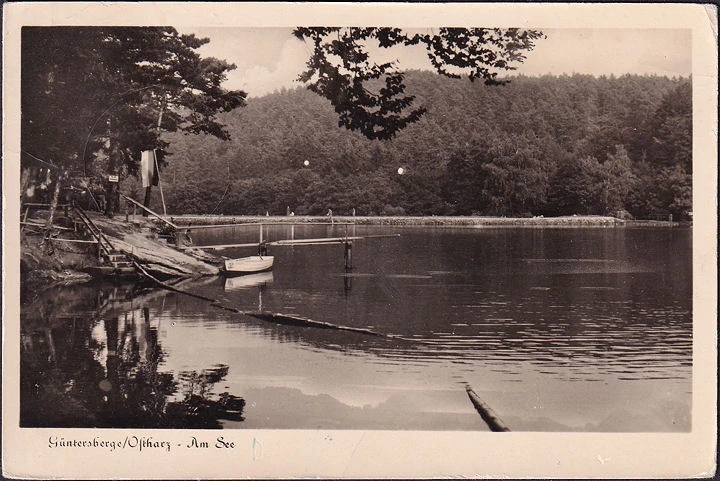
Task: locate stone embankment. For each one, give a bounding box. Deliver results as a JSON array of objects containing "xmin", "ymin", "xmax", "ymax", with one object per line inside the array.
[{"xmin": 170, "ymin": 214, "xmax": 679, "ymax": 227}]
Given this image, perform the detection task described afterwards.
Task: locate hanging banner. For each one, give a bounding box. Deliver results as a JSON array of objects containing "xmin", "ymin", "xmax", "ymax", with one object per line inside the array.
[{"xmin": 140, "ymin": 150, "xmax": 155, "ymax": 187}]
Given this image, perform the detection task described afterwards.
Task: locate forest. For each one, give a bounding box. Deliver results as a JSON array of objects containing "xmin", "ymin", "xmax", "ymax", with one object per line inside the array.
[{"xmin": 153, "ymin": 71, "xmax": 691, "ymax": 219}]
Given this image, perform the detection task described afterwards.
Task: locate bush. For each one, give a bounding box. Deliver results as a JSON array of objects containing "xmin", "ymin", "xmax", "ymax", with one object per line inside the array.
[
  {"xmin": 381, "ymin": 205, "xmax": 406, "ymax": 216},
  {"xmin": 616, "ymin": 209, "xmax": 634, "ymax": 220}
]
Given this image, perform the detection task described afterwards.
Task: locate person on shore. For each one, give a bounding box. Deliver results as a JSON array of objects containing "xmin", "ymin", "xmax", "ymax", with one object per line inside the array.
[
  {"xmin": 181, "ymin": 228, "xmax": 193, "ymax": 246},
  {"xmin": 95, "ymin": 191, "xmax": 106, "ymax": 212},
  {"xmin": 177, "ymin": 222, "xmax": 193, "ymax": 247}
]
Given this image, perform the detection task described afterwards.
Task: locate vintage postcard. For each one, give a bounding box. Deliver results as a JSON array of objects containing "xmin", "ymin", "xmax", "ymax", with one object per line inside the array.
[{"xmin": 3, "ymin": 2, "xmax": 717, "ymax": 479}]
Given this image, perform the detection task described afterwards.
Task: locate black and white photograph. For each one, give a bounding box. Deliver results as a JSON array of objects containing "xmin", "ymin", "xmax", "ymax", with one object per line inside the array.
[{"xmin": 3, "ymin": 2, "xmax": 717, "ymax": 479}]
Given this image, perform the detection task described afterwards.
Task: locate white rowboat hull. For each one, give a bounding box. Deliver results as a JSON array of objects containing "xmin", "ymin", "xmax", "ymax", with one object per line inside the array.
[{"xmin": 223, "ymin": 256, "xmax": 274, "ymax": 274}]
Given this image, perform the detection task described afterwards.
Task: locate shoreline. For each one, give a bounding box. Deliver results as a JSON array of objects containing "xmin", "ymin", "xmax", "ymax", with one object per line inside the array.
[
  {"xmin": 19, "ymin": 211, "xmax": 685, "ymax": 293},
  {"xmin": 166, "ymin": 214, "xmax": 684, "ymax": 228}
]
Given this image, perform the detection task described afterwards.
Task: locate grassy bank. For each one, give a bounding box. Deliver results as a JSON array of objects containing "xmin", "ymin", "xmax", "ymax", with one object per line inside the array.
[{"xmin": 167, "ymin": 214, "xmax": 682, "ymax": 228}]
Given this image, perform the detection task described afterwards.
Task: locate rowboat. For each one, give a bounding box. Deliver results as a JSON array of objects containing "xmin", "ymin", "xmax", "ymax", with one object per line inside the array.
[
  {"xmin": 222, "ymin": 255, "xmax": 274, "ymax": 275},
  {"xmin": 181, "ymin": 223, "xmax": 400, "ymax": 272}
]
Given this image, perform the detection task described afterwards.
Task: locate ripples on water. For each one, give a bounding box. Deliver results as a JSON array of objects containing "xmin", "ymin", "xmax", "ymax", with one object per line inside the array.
[
  {"xmin": 20, "ymin": 226, "xmax": 692, "ymax": 431},
  {"xmin": 373, "ymin": 292, "xmax": 691, "ymax": 383}
]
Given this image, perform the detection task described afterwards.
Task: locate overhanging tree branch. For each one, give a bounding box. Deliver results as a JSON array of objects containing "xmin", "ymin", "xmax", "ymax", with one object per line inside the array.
[{"xmin": 293, "ymin": 27, "xmax": 544, "ymax": 140}]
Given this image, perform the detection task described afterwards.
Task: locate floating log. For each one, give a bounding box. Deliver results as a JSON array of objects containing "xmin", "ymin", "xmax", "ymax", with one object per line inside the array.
[
  {"xmin": 465, "ymin": 385, "xmax": 510, "ymax": 432},
  {"xmin": 132, "ymin": 260, "xmax": 383, "ymax": 337},
  {"xmin": 236, "ymin": 310, "xmax": 382, "ymax": 336}
]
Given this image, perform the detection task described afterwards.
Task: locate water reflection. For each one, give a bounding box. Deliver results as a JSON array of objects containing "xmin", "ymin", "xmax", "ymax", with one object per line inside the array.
[
  {"xmin": 157, "ymin": 267, "xmax": 691, "ymax": 395},
  {"xmin": 224, "ymin": 272, "xmax": 273, "ymax": 291},
  {"xmin": 21, "ymin": 283, "xmax": 245, "ymax": 428},
  {"xmin": 20, "ymin": 227, "xmax": 692, "ymax": 431}
]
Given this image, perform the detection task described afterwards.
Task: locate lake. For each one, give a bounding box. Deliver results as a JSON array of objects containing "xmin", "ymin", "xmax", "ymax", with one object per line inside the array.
[{"xmin": 20, "ymin": 225, "xmax": 692, "ymax": 431}]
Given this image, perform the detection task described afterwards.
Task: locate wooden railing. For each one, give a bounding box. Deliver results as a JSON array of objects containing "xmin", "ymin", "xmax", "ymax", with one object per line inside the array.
[
  {"xmin": 119, "ymin": 193, "xmax": 177, "ymax": 229},
  {"xmin": 71, "ymin": 206, "xmax": 114, "ymax": 258}
]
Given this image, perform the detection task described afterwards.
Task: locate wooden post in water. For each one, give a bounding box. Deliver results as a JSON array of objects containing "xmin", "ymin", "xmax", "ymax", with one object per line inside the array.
[
  {"xmin": 344, "ymin": 241, "xmax": 353, "ymax": 270},
  {"xmin": 466, "ymin": 385, "xmax": 510, "ymax": 432}
]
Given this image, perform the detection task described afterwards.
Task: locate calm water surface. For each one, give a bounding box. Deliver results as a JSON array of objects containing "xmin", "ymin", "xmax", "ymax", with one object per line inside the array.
[{"xmin": 21, "ymin": 225, "xmax": 692, "ymax": 431}]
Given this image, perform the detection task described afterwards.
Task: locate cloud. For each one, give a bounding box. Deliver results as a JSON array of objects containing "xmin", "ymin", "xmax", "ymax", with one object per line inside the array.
[
  {"xmin": 518, "ymin": 29, "xmax": 691, "ymax": 77},
  {"xmin": 229, "ymin": 36, "xmax": 310, "ymax": 97},
  {"xmin": 181, "ymin": 27, "xmax": 310, "ymax": 96},
  {"xmin": 184, "ymin": 27, "xmax": 692, "ymax": 98}
]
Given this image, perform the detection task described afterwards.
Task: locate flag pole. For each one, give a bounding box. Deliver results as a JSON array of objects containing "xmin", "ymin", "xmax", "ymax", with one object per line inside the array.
[
  {"xmin": 154, "ymin": 150, "xmax": 167, "ymax": 216},
  {"xmin": 154, "ymin": 92, "xmax": 167, "ymax": 216}
]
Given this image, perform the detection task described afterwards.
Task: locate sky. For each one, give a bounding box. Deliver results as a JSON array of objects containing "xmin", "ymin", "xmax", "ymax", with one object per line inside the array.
[{"xmin": 179, "ymin": 27, "xmax": 692, "ymax": 98}]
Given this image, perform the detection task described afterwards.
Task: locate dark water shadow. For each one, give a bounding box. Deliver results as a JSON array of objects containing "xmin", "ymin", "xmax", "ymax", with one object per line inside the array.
[{"xmin": 21, "ymin": 282, "xmax": 245, "ymax": 428}]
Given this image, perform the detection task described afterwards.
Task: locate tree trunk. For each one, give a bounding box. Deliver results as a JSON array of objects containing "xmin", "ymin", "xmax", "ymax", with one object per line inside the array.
[
  {"xmin": 106, "ymin": 180, "xmax": 117, "ymax": 218},
  {"xmin": 45, "ymin": 171, "xmax": 63, "ymax": 229},
  {"xmin": 42, "ymin": 171, "xmax": 63, "ymax": 252},
  {"xmin": 20, "ymin": 167, "xmax": 31, "ymax": 205}
]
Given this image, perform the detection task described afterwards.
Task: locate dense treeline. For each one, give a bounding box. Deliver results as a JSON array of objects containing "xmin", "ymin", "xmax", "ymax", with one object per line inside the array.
[
  {"xmin": 154, "ymin": 72, "xmax": 691, "ymax": 219},
  {"xmin": 20, "ymin": 27, "xmax": 245, "ymax": 215}
]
